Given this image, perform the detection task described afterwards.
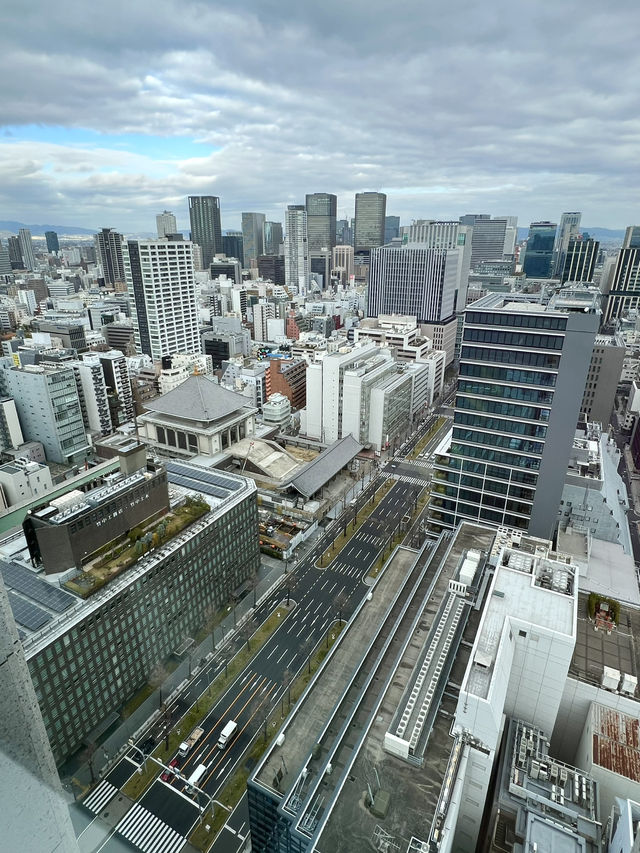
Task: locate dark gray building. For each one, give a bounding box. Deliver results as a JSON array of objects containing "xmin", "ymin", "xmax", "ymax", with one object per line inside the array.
[
  {"xmin": 429, "ymin": 287, "xmax": 600, "ymax": 539},
  {"xmin": 460, "ymin": 214, "xmax": 509, "ymax": 270},
  {"xmin": 258, "ymin": 254, "xmax": 286, "ymax": 286},
  {"xmin": 188, "ymin": 195, "xmax": 222, "ymax": 268},
  {"xmin": 263, "ymin": 221, "xmax": 283, "ymax": 256},
  {"xmin": 580, "ymin": 334, "xmax": 625, "ymax": 426},
  {"xmin": 222, "ymin": 230, "xmax": 243, "ymax": 260},
  {"xmin": 95, "ymin": 227, "xmax": 125, "ymax": 285},
  {"xmin": 10, "ymin": 462, "xmax": 260, "ymax": 765},
  {"xmin": 8, "ymin": 236, "xmax": 24, "ymax": 270},
  {"xmin": 242, "ymin": 212, "xmax": 266, "ymax": 268},
  {"xmin": 44, "ymin": 231, "xmax": 59, "ymax": 254},
  {"xmin": 561, "ymin": 237, "xmax": 599, "ymax": 283},
  {"xmin": 523, "ymin": 221, "xmax": 557, "ymax": 279},
  {"xmin": 603, "ymin": 225, "xmax": 640, "ymax": 326},
  {"xmin": 354, "ymin": 192, "xmax": 386, "ymax": 254},
  {"xmin": 305, "ymin": 193, "xmax": 337, "ymax": 255},
  {"xmin": 384, "ymin": 215, "xmax": 400, "ymax": 243}
]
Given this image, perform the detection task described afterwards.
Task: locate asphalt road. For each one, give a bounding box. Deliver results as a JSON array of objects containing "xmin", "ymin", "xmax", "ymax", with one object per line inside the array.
[{"xmin": 80, "ymin": 475, "xmax": 424, "ymax": 853}]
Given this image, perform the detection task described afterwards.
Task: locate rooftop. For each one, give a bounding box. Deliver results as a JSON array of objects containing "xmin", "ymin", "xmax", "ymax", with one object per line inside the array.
[
  {"xmin": 591, "ymin": 704, "xmax": 640, "ymax": 782},
  {"xmin": 142, "ymin": 374, "xmax": 255, "ymax": 423},
  {"xmin": 287, "ymin": 435, "xmax": 363, "ymax": 498}
]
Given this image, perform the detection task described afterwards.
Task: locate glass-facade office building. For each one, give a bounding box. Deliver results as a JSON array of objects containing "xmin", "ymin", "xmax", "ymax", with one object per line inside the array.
[
  {"xmin": 522, "ymin": 221, "xmax": 557, "ymax": 279},
  {"xmin": 429, "ymin": 291, "xmax": 599, "ymax": 540}
]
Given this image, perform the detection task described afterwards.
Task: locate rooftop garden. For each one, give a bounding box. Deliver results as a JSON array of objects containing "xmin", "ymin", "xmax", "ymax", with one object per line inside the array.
[{"xmin": 63, "ymin": 495, "xmax": 209, "ymax": 599}]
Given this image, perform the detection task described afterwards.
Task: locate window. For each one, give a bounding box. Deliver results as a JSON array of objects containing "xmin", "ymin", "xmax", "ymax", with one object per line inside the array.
[{"xmin": 518, "ymin": 629, "xmax": 527, "ymax": 638}]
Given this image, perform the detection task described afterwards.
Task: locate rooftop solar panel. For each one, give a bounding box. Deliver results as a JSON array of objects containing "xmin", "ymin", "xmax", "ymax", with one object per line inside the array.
[
  {"xmin": 0, "ymin": 562, "xmax": 76, "ymax": 613},
  {"xmin": 166, "ymin": 462, "xmax": 240, "ymax": 491},
  {"xmin": 167, "ymin": 473, "xmax": 229, "ymax": 499},
  {"xmin": 8, "ymin": 591, "xmax": 52, "ymax": 631}
]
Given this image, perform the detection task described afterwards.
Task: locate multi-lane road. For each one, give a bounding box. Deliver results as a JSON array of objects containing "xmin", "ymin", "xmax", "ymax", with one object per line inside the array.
[{"xmin": 76, "ymin": 441, "xmax": 442, "ymax": 853}]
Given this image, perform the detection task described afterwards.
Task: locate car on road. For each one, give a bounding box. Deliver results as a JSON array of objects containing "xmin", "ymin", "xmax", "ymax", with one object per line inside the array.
[
  {"xmin": 140, "ymin": 736, "xmax": 155, "ymax": 754},
  {"xmin": 161, "ymin": 758, "xmax": 179, "ymax": 782},
  {"xmin": 391, "ymin": 464, "xmax": 397, "ymax": 468}
]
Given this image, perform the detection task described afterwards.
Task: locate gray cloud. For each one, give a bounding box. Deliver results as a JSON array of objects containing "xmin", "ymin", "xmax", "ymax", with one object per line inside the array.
[{"xmin": 0, "ymin": 0, "xmax": 639, "ymax": 231}]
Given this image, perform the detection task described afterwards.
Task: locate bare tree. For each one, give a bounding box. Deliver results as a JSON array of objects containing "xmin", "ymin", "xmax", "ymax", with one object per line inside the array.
[
  {"xmin": 203, "ymin": 602, "xmax": 217, "ymax": 654},
  {"xmin": 302, "ymin": 637, "xmax": 315, "ymax": 676},
  {"xmin": 285, "ymin": 574, "xmax": 298, "ymax": 607},
  {"xmin": 333, "ymin": 590, "xmax": 348, "ymax": 626},
  {"xmin": 282, "ymin": 668, "xmax": 293, "ymax": 714},
  {"xmin": 250, "ymin": 569, "xmax": 260, "ymax": 607},
  {"xmin": 83, "ymin": 741, "xmax": 98, "ymax": 785},
  {"xmin": 149, "ymin": 661, "xmax": 170, "ymax": 710},
  {"xmin": 242, "ymin": 616, "xmax": 258, "ymax": 652}
]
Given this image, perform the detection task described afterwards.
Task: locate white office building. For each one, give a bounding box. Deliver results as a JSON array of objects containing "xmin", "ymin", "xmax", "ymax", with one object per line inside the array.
[
  {"xmin": 71, "ymin": 357, "xmax": 113, "ymax": 436},
  {"xmin": 123, "ymin": 239, "xmax": 199, "ymax": 360}
]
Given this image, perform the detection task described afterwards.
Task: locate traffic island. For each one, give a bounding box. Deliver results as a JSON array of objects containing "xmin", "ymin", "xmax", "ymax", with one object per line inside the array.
[{"xmin": 119, "ymin": 601, "xmax": 295, "ymax": 802}]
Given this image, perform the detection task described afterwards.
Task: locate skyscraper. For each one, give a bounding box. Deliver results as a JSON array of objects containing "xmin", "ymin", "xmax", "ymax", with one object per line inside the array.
[
  {"xmin": 336, "ymin": 218, "xmax": 352, "ymax": 245},
  {"xmin": 552, "ymin": 211, "xmax": 581, "ymax": 276},
  {"xmin": 95, "ymin": 227, "xmax": 125, "ymax": 285},
  {"xmin": 18, "ymin": 228, "xmax": 36, "ymax": 271},
  {"xmin": 188, "ymin": 196, "xmax": 222, "ymax": 268},
  {"xmin": 0, "ymin": 240, "xmax": 12, "ymax": 276},
  {"xmin": 460, "ymin": 214, "xmax": 510, "ymax": 270},
  {"xmin": 603, "ymin": 225, "xmax": 640, "ymax": 325},
  {"xmin": 367, "ymin": 245, "xmax": 460, "ymax": 323},
  {"xmin": 44, "ymin": 231, "xmax": 59, "ymax": 254},
  {"xmin": 242, "ymin": 212, "xmax": 266, "ymax": 268},
  {"xmin": 7, "ymin": 236, "xmax": 23, "ymax": 269},
  {"xmin": 561, "ymin": 237, "xmax": 599, "ymax": 283},
  {"xmin": 263, "ymin": 221, "xmax": 283, "ymax": 255},
  {"xmin": 284, "ymin": 205, "xmax": 309, "ymax": 292},
  {"xmin": 223, "ymin": 231, "xmax": 244, "ymax": 260},
  {"xmin": 156, "ymin": 209, "xmax": 177, "ymax": 239},
  {"xmin": 404, "ymin": 220, "xmax": 473, "ymax": 311},
  {"xmin": 354, "ymin": 192, "xmax": 386, "ymax": 254},
  {"xmin": 123, "ymin": 239, "xmax": 199, "ymax": 360},
  {"xmin": 522, "ymin": 221, "xmax": 557, "ymax": 278},
  {"xmin": 428, "ymin": 288, "xmax": 600, "ymax": 539},
  {"xmin": 305, "ymin": 193, "xmax": 337, "ymax": 255},
  {"xmin": 384, "ymin": 216, "xmax": 400, "ymax": 243}
]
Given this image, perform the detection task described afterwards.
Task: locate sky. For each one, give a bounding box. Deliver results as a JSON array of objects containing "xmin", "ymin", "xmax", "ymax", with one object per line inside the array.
[{"xmin": 1, "ymin": 0, "xmax": 639, "ymax": 234}]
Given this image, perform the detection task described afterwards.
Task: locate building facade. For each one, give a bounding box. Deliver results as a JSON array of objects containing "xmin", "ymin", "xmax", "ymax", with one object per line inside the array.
[
  {"xmin": 523, "ymin": 221, "xmax": 557, "ymax": 279},
  {"xmin": 429, "ymin": 290, "xmax": 599, "ymax": 539},
  {"xmin": 603, "ymin": 226, "xmax": 640, "ymax": 326},
  {"xmin": 354, "ymin": 192, "xmax": 386, "ymax": 254},
  {"xmin": 156, "ymin": 210, "xmax": 177, "ymax": 239},
  {"xmin": 95, "ymin": 228, "xmax": 125, "ymax": 286},
  {"xmin": 561, "ymin": 237, "xmax": 599, "ymax": 283},
  {"xmin": 123, "ymin": 239, "xmax": 199, "ymax": 360},
  {"xmin": 188, "ymin": 196, "xmax": 222, "ymax": 268},
  {"xmin": 44, "ymin": 231, "xmax": 59, "ymax": 254},
  {"xmin": 284, "ymin": 206, "xmax": 310, "ymax": 292},
  {"xmin": 262, "ymin": 221, "xmax": 283, "ymax": 256},
  {"xmin": 552, "ymin": 211, "xmax": 582, "ymax": 276},
  {"xmin": 242, "ymin": 212, "xmax": 266, "ymax": 268},
  {"xmin": 18, "ymin": 228, "xmax": 36, "ymax": 271}
]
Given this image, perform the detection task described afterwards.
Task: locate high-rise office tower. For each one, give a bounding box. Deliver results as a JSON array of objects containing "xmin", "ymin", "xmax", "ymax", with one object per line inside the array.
[
  {"xmin": 561, "ymin": 237, "xmax": 599, "ymax": 283},
  {"xmin": 188, "ymin": 196, "xmax": 222, "ymax": 268},
  {"xmin": 460, "ymin": 214, "xmax": 510, "ymax": 270},
  {"xmin": 123, "ymin": 239, "xmax": 199, "ymax": 360},
  {"xmin": 156, "ymin": 209, "xmax": 177, "ymax": 239},
  {"xmin": 95, "ymin": 227, "xmax": 125, "ymax": 285},
  {"xmin": 263, "ymin": 221, "xmax": 283, "ymax": 255},
  {"xmin": 305, "ymin": 193, "xmax": 337, "ymax": 255},
  {"xmin": 354, "ymin": 192, "xmax": 386, "ymax": 254},
  {"xmin": 603, "ymin": 226, "xmax": 640, "ymax": 326},
  {"xmin": 428, "ymin": 288, "xmax": 600, "ymax": 539},
  {"xmin": 384, "ymin": 216, "xmax": 400, "ymax": 243},
  {"xmin": 552, "ymin": 211, "xmax": 581, "ymax": 276},
  {"xmin": 0, "ymin": 240, "xmax": 12, "ymax": 276},
  {"xmin": 242, "ymin": 212, "xmax": 266, "ymax": 268},
  {"xmin": 367, "ymin": 245, "xmax": 460, "ymax": 323},
  {"xmin": 522, "ymin": 221, "xmax": 557, "ymax": 278},
  {"xmin": 336, "ymin": 218, "xmax": 352, "ymax": 245},
  {"xmin": 223, "ymin": 231, "xmax": 243, "ymax": 260},
  {"xmin": 258, "ymin": 255, "xmax": 285, "ymax": 285},
  {"xmin": 18, "ymin": 228, "xmax": 36, "ymax": 271},
  {"xmin": 404, "ymin": 220, "xmax": 473, "ymax": 311},
  {"xmin": 284, "ymin": 205, "xmax": 309, "ymax": 292},
  {"xmin": 7, "ymin": 236, "xmax": 24, "ymax": 269},
  {"xmin": 44, "ymin": 231, "xmax": 59, "ymax": 254},
  {"xmin": 332, "ymin": 245, "xmax": 354, "ymax": 286},
  {"xmin": 501, "ymin": 215, "xmax": 519, "ymax": 257}
]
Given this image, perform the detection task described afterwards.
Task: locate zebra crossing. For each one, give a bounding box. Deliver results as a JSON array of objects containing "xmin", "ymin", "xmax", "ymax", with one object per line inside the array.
[
  {"xmin": 392, "ymin": 473, "xmax": 431, "ymax": 487},
  {"xmin": 82, "ymin": 779, "xmax": 118, "ymax": 814},
  {"xmin": 411, "ymin": 458, "xmax": 434, "ymax": 470},
  {"xmin": 115, "ymin": 802, "xmax": 186, "ymax": 853}
]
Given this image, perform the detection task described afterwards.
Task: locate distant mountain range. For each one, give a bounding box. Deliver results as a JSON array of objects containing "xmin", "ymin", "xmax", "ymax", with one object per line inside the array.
[
  {"xmin": 0, "ymin": 220, "xmax": 98, "ymax": 236},
  {"xmin": 517, "ymin": 226, "xmax": 626, "ymax": 244}
]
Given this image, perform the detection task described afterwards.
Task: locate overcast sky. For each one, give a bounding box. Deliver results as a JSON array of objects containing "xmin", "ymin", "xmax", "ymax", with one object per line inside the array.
[{"xmin": 1, "ymin": 0, "xmax": 639, "ymax": 233}]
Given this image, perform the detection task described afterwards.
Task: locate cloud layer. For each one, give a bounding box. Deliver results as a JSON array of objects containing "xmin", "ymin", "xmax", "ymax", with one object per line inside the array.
[{"xmin": 1, "ymin": 0, "xmax": 639, "ymax": 232}]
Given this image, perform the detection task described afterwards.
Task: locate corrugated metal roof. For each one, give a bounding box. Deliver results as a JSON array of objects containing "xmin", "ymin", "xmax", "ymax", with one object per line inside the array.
[
  {"xmin": 592, "ymin": 704, "xmax": 640, "ymax": 782},
  {"xmin": 288, "ymin": 435, "xmax": 363, "ymax": 498},
  {"xmin": 144, "ymin": 375, "xmax": 254, "ymax": 422}
]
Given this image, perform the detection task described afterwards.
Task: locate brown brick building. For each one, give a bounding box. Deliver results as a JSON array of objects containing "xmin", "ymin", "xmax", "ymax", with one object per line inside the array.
[{"xmin": 268, "ymin": 357, "xmax": 307, "ymax": 410}]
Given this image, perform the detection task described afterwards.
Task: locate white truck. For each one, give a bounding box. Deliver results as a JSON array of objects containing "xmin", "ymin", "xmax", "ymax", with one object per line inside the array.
[
  {"xmin": 178, "ymin": 726, "xmax": 204, "ymax": 758},
  {"xmin": 217, "ymin": 720, "xmax": 238, "ymax": 750}
]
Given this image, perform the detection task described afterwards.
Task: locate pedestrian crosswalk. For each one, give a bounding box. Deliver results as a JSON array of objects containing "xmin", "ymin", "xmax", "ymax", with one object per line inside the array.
[
  {"xmin": 82, "ymin": 779, "xmax": 118, "ymax": 814},
  {"xmin": 392, "ymin": 473, "xmax": 431, "ymax": 487},
  {"xmin": 411, "ymin": 458, "xmax": 434, "ymax": 470},
  {"xmin": 116, "ymin": 802, "xmax": 186, "ymax": 853}
]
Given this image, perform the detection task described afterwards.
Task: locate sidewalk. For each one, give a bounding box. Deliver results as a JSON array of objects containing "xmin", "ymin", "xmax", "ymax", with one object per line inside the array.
[{"xmin": 62, "ymin": 548, "xmax": 309, "ymax": 795}]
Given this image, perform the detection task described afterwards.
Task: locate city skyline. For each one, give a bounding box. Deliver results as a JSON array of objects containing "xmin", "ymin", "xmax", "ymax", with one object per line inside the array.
[{"xmin": 1, "ymin": 1, "xmax": 639, "ymax": 231}]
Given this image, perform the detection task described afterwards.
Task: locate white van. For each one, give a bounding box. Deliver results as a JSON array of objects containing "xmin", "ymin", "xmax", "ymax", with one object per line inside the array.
[{"xmin": 217, "ymin": 720, "xmax": 238, "ymax": 750}]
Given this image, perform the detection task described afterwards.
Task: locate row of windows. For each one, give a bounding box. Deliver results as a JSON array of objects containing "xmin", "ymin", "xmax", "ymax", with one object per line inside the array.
[
  {"xmin": 465, "ymin": 311, "xmax": 567, "ymax": 330},
  {"xmin": 453, "ymin": 427, "xmax": 544, "ymax": 455},
  {"xmin": 456, "ymin": 394, "xmax": 550, "ymax": 422},
  {"xmin": 450, "ymin": 443, "xmax": 542, "ymax": 470},
  {"xmin": 436, "ymin": 457, "xmax": 539, "ymax": 486},
  {"xmin": 463, "ymin": 327, "xmax": 564, "ymax": 351},
  {"xmin": 459, "ymin": 363, "xmax": 557, "ymax": 387},
  {"xmin": 458, "ymin": 379, "xmax": 554, "ymax": 405},
  {"xmin": 461, "ymin": 345, "xmax": 560, "ymax": 370},
  {"xmin": 454, "ymin": 411, "xmax": 547, "ymax": 438}
]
